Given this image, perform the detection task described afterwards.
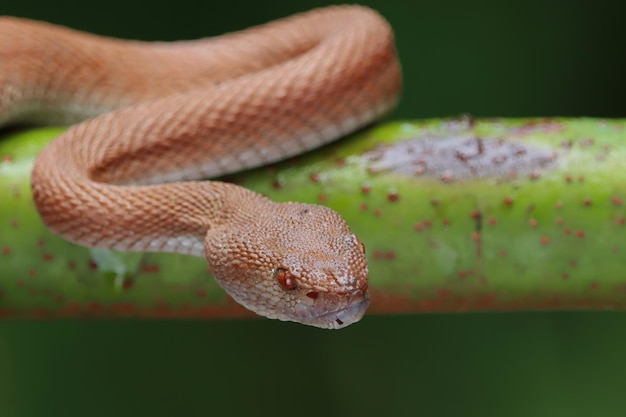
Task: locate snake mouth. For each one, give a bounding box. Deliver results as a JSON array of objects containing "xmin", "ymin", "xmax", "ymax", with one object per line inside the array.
[{"xmin": 307, "ymin": 293, "xmax": 370, "ymax": 329}]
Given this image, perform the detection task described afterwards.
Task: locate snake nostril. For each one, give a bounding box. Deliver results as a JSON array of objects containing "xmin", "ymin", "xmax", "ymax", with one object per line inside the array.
[{"xmin": 275, "ymin": 267, "xmax": 297, "ymax": 290}]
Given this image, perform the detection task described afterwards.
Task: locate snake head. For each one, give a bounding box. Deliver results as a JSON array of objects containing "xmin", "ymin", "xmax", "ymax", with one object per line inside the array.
[{"xmin": 204, "ymin": 202, "xmax": 369, "ymax": 329}]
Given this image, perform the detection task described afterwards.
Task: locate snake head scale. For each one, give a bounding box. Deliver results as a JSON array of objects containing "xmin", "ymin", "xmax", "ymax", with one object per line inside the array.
[{"xmin": 204, "ymin": 202, "xmax": 370, "ymax": 329}]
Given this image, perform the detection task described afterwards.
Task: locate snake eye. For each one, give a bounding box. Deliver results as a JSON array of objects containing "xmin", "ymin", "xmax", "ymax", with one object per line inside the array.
[{"xmin": 275, "ymin": 268, "xmax": 296, "ymax": 290}]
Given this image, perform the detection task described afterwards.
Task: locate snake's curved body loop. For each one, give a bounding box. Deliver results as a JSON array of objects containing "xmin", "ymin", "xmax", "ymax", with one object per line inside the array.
[{"xmin": 0, "ymin": 6, "xmax": 402, "ymax": 328}]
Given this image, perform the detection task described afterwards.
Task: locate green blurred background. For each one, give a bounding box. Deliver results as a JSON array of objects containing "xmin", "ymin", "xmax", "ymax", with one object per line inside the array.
[{"xmin": 1, "ymin": 0, "xmax": 625, "ymax": 416}]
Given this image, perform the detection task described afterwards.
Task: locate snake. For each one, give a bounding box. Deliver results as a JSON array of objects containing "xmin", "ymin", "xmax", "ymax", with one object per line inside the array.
[{"xmin": 0, "ymin": 5, "xmax": 402, "ymax": 328}]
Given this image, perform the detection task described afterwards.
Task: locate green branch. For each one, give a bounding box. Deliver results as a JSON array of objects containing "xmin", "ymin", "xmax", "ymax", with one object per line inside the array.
[{"xmin": 1, "ymin": 117, "xmax": 625, "ymax": 319}]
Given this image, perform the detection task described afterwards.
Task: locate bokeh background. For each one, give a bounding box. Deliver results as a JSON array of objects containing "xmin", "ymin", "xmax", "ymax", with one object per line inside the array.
[{"xmin": 1, "ymin": 0, "xmax": 625, "ymax": 416}]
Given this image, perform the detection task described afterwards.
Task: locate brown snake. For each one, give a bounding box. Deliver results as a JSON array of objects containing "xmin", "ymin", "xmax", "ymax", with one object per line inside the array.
[{"xmin": 0, "ymin": 5, "xmax": 402, "ymax": 328}]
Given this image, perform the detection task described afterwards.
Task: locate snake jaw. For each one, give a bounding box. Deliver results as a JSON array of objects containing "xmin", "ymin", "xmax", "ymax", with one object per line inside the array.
[
  {"xmin": 293, "ymin": 289, "xmax": 370, "ymax": 329},
  {"xmin": 321, "ymin": 296, "xmax": 370, "ymax": 329}
]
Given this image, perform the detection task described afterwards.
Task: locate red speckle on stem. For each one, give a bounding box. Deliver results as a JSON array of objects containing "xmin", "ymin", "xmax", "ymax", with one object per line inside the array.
[
  {"xmin": 575, "ymin": 230, "xmax": 586, "ymax": 239},
  {"xmin": 414, "ymin": 223, "xmax": 424, "ymax": 232},
  {"xmin": 564, "ymin": 227, "xmax": 571, "ymax": 235},
  {"xmin": 359, "ymin": 203, "xmax": 368, "ymax": 211},
  {"xmin": 28, "ymin": 269, "xmax": 36, "ymax": 277},
  {"xmin": 578, "ymin": 176, "xmax": 585, "ymax": 183},
  {"xmin": 440, "ymin": 171, "xmax": 454, "ymax": 182},
  {"xmin": 89, "ymin": 302, "xmax": 103, "ymax": 312},
  {"xmin": 37, "ymin": 239, "xmax": 45, "ymax": 247},
  {"xmin": 591, "ymin": 282, "xmax": 599, "ymax": 289},
  {"xmin": 384, "ymin": 251, "xmax": 396, "ymax": 260},
  {"xmin": 141, "ymin": 264, "xmax": 160, "ymax": 274},
  {"xmin": 2, "ymin": 155, "xmax": 13, "ymax": 164},
  {"xmin": 431, "ymin": 199, "xmax": 440, "ymax": 207},
  {"xmin": 529, "ymin": 171, "xmax": 541, "ymax": 180},
  {"xmin": 122, "ymin": 280, "xmax": 134, "ymax": 290},
  {"xmin": 442, "ymin": 218, "xmax": 450, "ymax": 226},
  {"xmin": 374, "ymin": 209, "xmax": 382, "ymax": 217},
  {"xmin": 561, "ymin": 273, "xmax": 569, "ymax": 280},
  {"xmin": 611, "ymin": 196, "xmax": 623, "ymax": 206},
  {"xmin": 503, "ymin": 196, "xmax": 514, "ymax": 207},
  {"xmin": 272, "ymin": 179, "xmax": 283, "ymax": 189},
  {"xmin": 555, "ymin": 217, "xmax": 563, "ymax": 225},
  {"xmin": 10, "ymin": 219, "xmax": 18, "ymax": 228},
  {"xmin": 65, "ymin": 302, "xmax": 80, "ymax": 314},
  {"xmin": 68, "ymin": 261, "xmax": 76, "ymax": 270},
  {"xmin": 488, "ymin": 217, "xmax": 497, "ymax": 226},
  {"xmin": 582, "ymin": 197, "xmax": 592, "ymax": 207},
  {"xmin": 569, "ymin": 260, "xmax": 577, "ymax": 267},
  {"xmin": 580, "ymin": 138, "xmax": 595, "ymax": 147},
  {"xmin": 317, "ymin": 194, "xmax": 327, "ymax": 203},
  {"xmin": 498, "ymin": 249, "xmax": 507, "ymax": 257},
  {"xmin": 565, "ymin": 175, "xmax": 573, "ymax": 183},
  {"xmin": 616, "ymin": 217, "xmax": 626, "ymax": 225},
  {"xmin": 361, "ymin": 183, "xmax": 371, "ymax": 194},
  {"xmin": 471, "ymin": 210, "xmax": 480, "ymax": 219},
  {"xmin": 196, "ymin": 290, "xmax": 206, "ymax": 298},
  {"xmin": 42, "ymin": 253, "xmax": 53, "ymax": 262},
  {"xmin": 309, "ymin": 173, "xmax": 320, "ymax": 183},
  {"xmin": 54, "ymin": 295, "xmax": 64, "ymax": 303},
  {"xmin": 437, "ymin": 288, "xmax": 450, "ymax": 298},
  {"xmin": 387, "ymin": 190, "xmax": 399, "ymax": 202},
  {"xmin": 540, "ymin": 236, "xmax": 550, "ymax": 245},
  {"xmin": 111, "ymin": 303, "xmax": 136, "ymax": 315},
  {"xmin": 529, "ymin": 219, "xmax": 538, "ymax": 227},
  {"xmin": 1, "ymin": 246, "xmax": 10, "ymax": 255},
  {"xmin": 555, "ymin": 200, "xmax": 563, "ymax": 208}
]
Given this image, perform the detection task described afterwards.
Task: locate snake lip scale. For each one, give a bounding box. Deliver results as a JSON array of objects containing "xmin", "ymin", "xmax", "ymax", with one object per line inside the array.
[{"xmin": 0, "ymin": 5, "xmax": 402, "ymax": 328}]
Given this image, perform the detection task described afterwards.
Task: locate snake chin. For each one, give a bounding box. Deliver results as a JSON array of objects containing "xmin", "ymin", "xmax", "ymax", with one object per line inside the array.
[{"xmin": 297, "ymin": 292, "xmax": 370, "ymax": 329}]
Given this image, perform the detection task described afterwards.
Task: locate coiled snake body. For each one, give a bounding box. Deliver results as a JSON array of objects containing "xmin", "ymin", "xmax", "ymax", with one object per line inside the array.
[{"xmin": 0, "ymin": 6, "xmax": 402, "ymax": 328}]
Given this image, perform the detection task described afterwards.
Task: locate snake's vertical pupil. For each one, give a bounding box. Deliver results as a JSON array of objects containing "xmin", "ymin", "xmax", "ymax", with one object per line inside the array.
[{"xmin": 276, "ymin": 268, "xmax": 296, "ymax": 290}]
